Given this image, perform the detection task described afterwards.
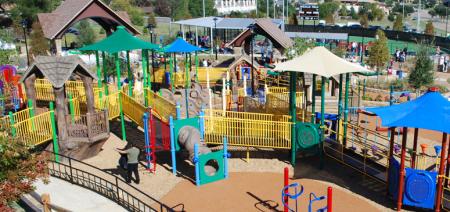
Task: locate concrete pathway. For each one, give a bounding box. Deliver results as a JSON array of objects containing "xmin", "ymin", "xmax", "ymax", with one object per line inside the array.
[{"xmin": 34, "ymin": 177, "xmax": 126, "ymax": 212}]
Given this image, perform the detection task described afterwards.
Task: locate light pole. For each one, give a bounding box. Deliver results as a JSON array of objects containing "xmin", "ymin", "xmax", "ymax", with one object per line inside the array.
[
  {"xmin": 267, "ymin": 0, "xmax": 269, "ymax": 18},
  {"xmin": 21, "ymin": 19, "xmax": 29, "ymax": 66},
  {"xmin": 213, "ymin": 17, "xmax": 218, "ymax": 60},
  {"xmin": 248, "ymin": 23, "xmax": 256, "ymax": 96},
  {"xmin": 146, "ymin": 24, "xmax": 155, "ymax": 86},
  {"xmin": 203, "ymin": 0, "xmax": 205, "ymax": 17},
  {"xmin": 445, "ymin": 0, "xmax": 449, "ymax": 36}
]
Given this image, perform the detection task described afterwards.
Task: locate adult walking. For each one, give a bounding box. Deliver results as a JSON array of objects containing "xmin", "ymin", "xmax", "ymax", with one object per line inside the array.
[{"xmin": 116, "ymin": 144, "xmax": 140, "ymax": 184}]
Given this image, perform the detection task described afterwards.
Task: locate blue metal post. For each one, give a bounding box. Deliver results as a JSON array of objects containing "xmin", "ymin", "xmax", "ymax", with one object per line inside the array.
[
  {"xmin": 143, "ymin": 113, "xmax": 151, "ymax": 170},
  {"xmin": 176, "ymin": 102, "xmax": 181, "ymax": 120},
  {"xmin": 223, "ymin": 137, "xmax": 228, "ymax": 179},
  {"xmin": 199, "ymin": 110, "xmax": 205, "ymax": 141},
  {"xmin": 169, "ymin": 116, "xmax": 177, "ymax": 175},
  {"xmin": 194, "ymin": 143, "xmax": 200, "ymax": 186}
]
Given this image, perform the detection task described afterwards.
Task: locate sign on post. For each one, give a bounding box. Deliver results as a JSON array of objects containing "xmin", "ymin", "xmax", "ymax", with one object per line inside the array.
[{"xmin": 299, "ymin": 4, "xmax": 319, "ymax": 20}]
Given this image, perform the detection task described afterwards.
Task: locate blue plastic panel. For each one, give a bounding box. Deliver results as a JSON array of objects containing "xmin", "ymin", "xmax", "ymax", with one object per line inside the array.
[{"xmin": 403, "ymin": 168, "xmax": 437, "ymax": 210}]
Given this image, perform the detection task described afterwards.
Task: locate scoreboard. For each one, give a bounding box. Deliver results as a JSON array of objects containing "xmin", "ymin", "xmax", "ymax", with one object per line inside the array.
[{"xmin": 299, "ymin": 4, "xmax": 319, "ymax": 20}]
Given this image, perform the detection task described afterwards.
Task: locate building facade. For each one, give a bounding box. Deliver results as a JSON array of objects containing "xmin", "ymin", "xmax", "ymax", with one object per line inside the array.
[{"xmin": 215, "ymin": 0, "xmax": 257, "ymax": 14}]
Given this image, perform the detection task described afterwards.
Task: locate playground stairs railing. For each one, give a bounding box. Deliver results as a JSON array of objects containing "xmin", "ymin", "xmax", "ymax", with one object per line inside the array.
[
  {"xmin": 0, "ymin": 107, "xmax": 33, "ymax": 131},
  {"xmin": 204, "ymin": 109, "xmax": 292, "ymax": 149},
  {"xmin": 145, "ymin": 89, "xmax": 176, "ymax": 122},
  {"xmin": 46, "ymin": 152, "xmax": 174, "ymax": 212},
  {"xmin": 121, "ymin": 92, "xmax": 146, "ymax": 128},
  {"xmin": 264, "ymin": 75, "xmax": 290, "ymax": 87},
  {"xmin": 13, "ymin": 111, "xmax": 53, "ymax": 146},
  {"xmin": 439, "ymin": 175, "xmax": 450, "ymax": 211},
  {"xmin": 268, "ymin": 87, "xmax": 288, "ymax": 93},
  {"xmin": 95, "ymin": 92, "xmax": 120, "ymax": 120},
  {"xmin": 65, "ymin": 110, "xmax": 109, "ymax": 143}
]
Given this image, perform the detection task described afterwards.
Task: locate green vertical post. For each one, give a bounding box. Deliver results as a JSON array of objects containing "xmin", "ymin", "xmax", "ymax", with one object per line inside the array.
[
  {"xmin": 337, "ymin": 74, "xmax": 343, "ymax": 143},
  {"xmin": 102, "ymin": 51, "xmax": 108, "ymax": 96},
  {"xmin": 343, "ymin": 73, "xmax": 350, "ymax": 147},
  {"xmin": 319, "ymin": 77, "xmax": 326, "ymax": 169},
  {"xmin": 126, "ymin": 51, "xmax": 132, "ymax": 96},
  {"xmin": 115, "ymin": 52, "xmax": 126, "ymax": 141},
  {"xmin": 143, "ymin": 50, "xmax": 148, "ymax": 106},
  {"xmin": 28, "ymin": 99, "xmax": 35, "ymax": 131},
  {"xmin": 289, "ymin": 72, "xmax": 297, "ymax": 165},
  {"xmin": 389, "ymin": 85, "xmax": 394, "ymax": 106},
  {"xmin": 49, "ymin": 102, "xmax": 59, "ymax": 162},
  {"xmin": 195, "ymin": 52, "xmax": 199, "ymax": 82},
  {"xmin": 96, "ymin": 51, "xmax": 102, "ymax": 88},
  {"xmin": 147, "ymin": 50, "xmax": 152, "ymax": 91},
  {"xmin": 169, "ymin": 54, "xmax": 174, "ymax": 92},
  {"xmin": 357, "ymin": 80, "xmax": 361, "ymax": 108},
  {"xmin": 68, "ymin": 93, "xmax": 75, "ymax": 124},
  {"xmin": 363, "ymin": 79, "xmax": 366, "ymax": 99},
  {"xmin": 311, "ymin": 74, "xmax": 317, "ymax": 124},
  {"xmin": 9, "ymin": 111, "xmax": 15, "ymax": 136},
  {"xmin": 173, "ymin": 54, "xmax": 177, "ymax": 92},
  {"xmin": 185, "ymin": 53, "xmax": 189, "ymax": 118}
]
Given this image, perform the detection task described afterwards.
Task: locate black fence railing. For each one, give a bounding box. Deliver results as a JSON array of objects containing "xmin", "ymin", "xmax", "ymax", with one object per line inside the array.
[
  {"xmin": 285, "ymin": 24, "xmax": 450, "ymax": 51},
  {"xmin": 46, "ymin": 152, "xmax": 176, "ymax": 212}
]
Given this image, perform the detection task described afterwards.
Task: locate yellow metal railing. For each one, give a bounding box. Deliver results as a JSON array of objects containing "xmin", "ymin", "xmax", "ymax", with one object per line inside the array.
[
  {"xmin": 268, "ymin": 87, "xmax": 288, "ymax": 93},
  {"xmin": 204, "ymin": 110, "xmax": 292, "ymax": 149},
  {"xmin": 146, "ymin": 88, "xmax": 176, "ymax": 122},
  {"xmin": 121, "ymin": 92, "xmax": 146, "ymax": 128},
  {"xmin": 441, "ymin": 175, "xmax": 450, "ymax": 210},
  {"xmin": 94, "ymin": 91, "xmax": 120, "ymax": 120},
  {"xmin": 0, "ymin": 108, "xmax": 33, "ymax": 131},
  {"xmin": 13, "ymin": 111, "xmax": 53, "ymax": 146},
  {"xmin": 35, "ymin": 79, "xmax": 101, "ymax": 102}
]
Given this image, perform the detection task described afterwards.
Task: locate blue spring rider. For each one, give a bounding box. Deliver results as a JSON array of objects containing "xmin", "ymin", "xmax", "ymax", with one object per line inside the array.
[{"xmin": 282, "ymin": 183, "xmax": 328, "ymax": 212}]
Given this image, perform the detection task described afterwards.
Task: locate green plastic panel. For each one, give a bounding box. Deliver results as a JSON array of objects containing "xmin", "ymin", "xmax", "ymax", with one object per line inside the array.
[
  {"xmin": 296, "ymin": 122, "xmax": 320, "ymax": 150},
  {"xmin": 173, "ymin": 117, "xmax": 200, "ymax": 151},
  {"xmin": 198, "ymin": 150, "xmax": 225, "ymax": 185}
]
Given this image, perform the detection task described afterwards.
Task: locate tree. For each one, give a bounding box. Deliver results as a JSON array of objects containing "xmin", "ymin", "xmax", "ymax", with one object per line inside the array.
[
  {"xmin": 29, "ymin": 22, "xmax": 50, "ymax": 58},
  {"xmin": 110, "ymin": 0, "xmax": 144, "ymax": 26},
  {"xmin": 428, "ymin": 9, "xmax": 437, "ymax": 19},
  {"xmin": 76, "ymin": 20, "xmax": 96, "ymax": 47},
  {"xmin": 339, "ymin": 6, "xmax": 348, "ymax": 17},
  {"xmin": 154, "ymin": 0, "xmax": 172, "ymax": 17},
  {"xmin": 367, "ymin": 30, "xmax": 390, "ymax": 78},
  {"xmin": 408, "ymin": 44, "xmax": 434, "ymax": 90},
  {"xmin": 188, "ymin": 0, "xmax": 217, "ymax": 17},
  {"xmin": 0, "ymin": 133, "xmax": 49, "ymax": 211},
  {"xmin": 147, "ymin": 12, "xmax": 157, "ymax": 28},
  {"xmin": 393, "ymin": 15, "xmax": 403, "ymax": 31},
  {"xmin": 425, "ymin": 21, "xmax": 435, "ymax": 35},
  {"xmin": 360, "ymin": 14, "xmax": 369, "ymax": 28},
  {"xmin": 173, "ymin": 0, "xmax": 192, "ymax": 20},
  {"xmin": 392, "ymin": 3, "xmax": 415, "ymax": 15},
  {"xmin": 0, "ymin": 28, "xmax": 14, "ymax": 65},
  {"xmin": 388, "ymin": 12, "xmax": 396, "ymax": 22},
  {"xmin": 10, "ymin": 0, "xmax": 62, "ymax": 26},
  {"xmin": 286, "ymin": 38, "xmax": 315, "ymax": 60},
  {"xmin": 350, "ymin": 7, "xmax": 358, "ymax": 19},
  {"xmin": 289, "ymin": 13, "xmax": 299, "ymax": 25},
  {"xmin": 434, "ymin": 4, "xmax": 449, "ymax": 20},
  {"xmin": 319, "ymin": 2, "xmax": 340, "ymax": 20}
]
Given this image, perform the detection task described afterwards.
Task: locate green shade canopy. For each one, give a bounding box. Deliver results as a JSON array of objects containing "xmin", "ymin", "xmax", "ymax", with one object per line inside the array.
[{"xmin": 78, "ymin": 26, "xmax": 159, "ymax": 53}]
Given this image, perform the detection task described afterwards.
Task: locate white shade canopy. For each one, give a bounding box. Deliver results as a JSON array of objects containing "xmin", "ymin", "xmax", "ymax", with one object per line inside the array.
[{"xmin": 273, "ymin": 46, "xmax": 372, "ymax": 78}]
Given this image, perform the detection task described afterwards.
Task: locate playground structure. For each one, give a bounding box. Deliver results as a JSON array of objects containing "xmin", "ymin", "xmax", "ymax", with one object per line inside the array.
[
  {"xmin": 2, "ymin": 16, "xmax": 450, "ymax": 211},
  {"xmin": 282, "ymin": 167, "xmax": 332, "ymax": 212},
  {"xmin": 0, "ymin": 65, "xmax": 25, "ymax": 114}
]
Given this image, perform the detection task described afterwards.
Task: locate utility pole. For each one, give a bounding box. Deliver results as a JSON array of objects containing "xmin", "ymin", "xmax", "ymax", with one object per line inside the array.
[
  {"xmin": 203, "ymin": 0, "xmax": 205, "ymax": 17},
  {"xmin": 282, "ymin": 0, "xmax": 285, "ymax": 23},
  {"xmin": 267, "ymin": 0, "xmax": 269, "ymax": 18},
  {"xmin": 417, "ymin": 0, "xmax": 420, "ymax": 32}
]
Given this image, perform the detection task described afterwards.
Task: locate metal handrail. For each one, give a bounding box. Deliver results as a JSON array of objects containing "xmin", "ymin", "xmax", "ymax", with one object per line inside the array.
[{"xmin": 45, "ymin": 151, "xmax": 175, "ymax": 212}]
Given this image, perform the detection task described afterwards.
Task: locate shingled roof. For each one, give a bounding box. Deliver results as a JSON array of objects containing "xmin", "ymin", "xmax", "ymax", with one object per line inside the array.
[
  {"xmin": 38, "ymin": 0, "xmax": 139, "ymax": 40},
  {"xmin": 21, "ymin": 56, "xmax": 97, "ymax": 88},
  {"xmin": 227, "ymin": 18, "xmax": 293, "ymax": 51}
]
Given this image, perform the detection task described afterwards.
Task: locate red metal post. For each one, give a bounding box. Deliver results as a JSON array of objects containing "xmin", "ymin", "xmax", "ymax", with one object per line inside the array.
[
  {"xmin": 327, "ymin": 187, "xmax": 333, "ymax": 212},
  {"xmin": 396, "ymin": 127, "xmax": 408, "ymax": 211},
  {"xmin": 284, "ymin": 167, "xmax": 289, "ymax": 212},
  {"xmin": 435, "ymin": 133, "xmax": 448, "ymax": 212},
  {"xmin": 149, "ymin": 109, "xmax": 157, "ymax": 172},
  {"xmin": 411, "ymin": 128, "xmax": 419, "ymax": 168}
]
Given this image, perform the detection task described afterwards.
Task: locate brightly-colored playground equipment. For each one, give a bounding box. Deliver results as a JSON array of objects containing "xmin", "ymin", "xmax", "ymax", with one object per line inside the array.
[{"xmin": 282, "ymin": 167, "xmax": 333, "ymax": 212}]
